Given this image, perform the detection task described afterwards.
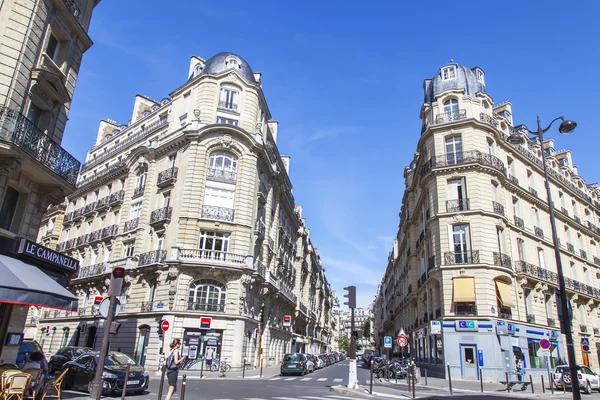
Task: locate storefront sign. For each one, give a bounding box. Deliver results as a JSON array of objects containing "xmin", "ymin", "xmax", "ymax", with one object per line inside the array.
[
  {"xmin": 200, "ymin": 317, "xmax": 212, "ymax": 329},
  {"xmin": 496, "ymin": 321, "xmax": 508, "ymax": 336},
  {"xmin": 549, "ymin": 330, "xmax": 560, "ymax": 339},
  {"xmin": 17, "ymin": 239, "xmax": 79, "ymax": 273},
  {"xmin": 456, "ymin": 320, "xmax": 477, "ymax": 332},
  {"xmin": 430, "ymin": 321, "xmax": 441, "ymax": 335},
  {"xmin": 507, "ymin": 323, "xmax": 517, "ymax": 335},
  {"xmin": 478, "ymin": 350, "xmax": 484, "ymax": 366},
  {"xmin": 283, "ymin": 315, "xmax": 291, "ymax": 327}
]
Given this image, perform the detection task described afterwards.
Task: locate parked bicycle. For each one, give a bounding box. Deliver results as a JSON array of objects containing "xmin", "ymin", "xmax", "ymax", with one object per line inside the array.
[{"xmin": 211, "ymin": 357, "xmax": 232, "ymax": 373}]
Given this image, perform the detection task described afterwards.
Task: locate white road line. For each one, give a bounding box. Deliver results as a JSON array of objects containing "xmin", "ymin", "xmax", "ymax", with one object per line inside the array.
[
  {"xmin": 268, "ymin": 377, "xmax": 281, "ymax": 380},
  {"xmin": 243, "ymin": 398, "xmax": 268, "ymax": 400},
  {"xmin": 300, "ymin": 377, "xmax": 312, "ymax": 381},
  {"xmin": 327, "ymin": 396, "xmax": 366, "ymax": 400},
  {"xmin": 272, "ymin": 398, "xmax": 301, "ymax": 400},
  {"xmin": 301, "ymin": 397, "xmax": 330, "ymax": 400},
  {"xmin": 317, "ymin": 378, "xmax": 327, "ymax": 381},
  {"xmin": 284, "ymin": 377, "xmax": 297, "ymax": 381},
  {"xmin": 333, "ymin": 378, "xmax": 343, "ymax": 382}
]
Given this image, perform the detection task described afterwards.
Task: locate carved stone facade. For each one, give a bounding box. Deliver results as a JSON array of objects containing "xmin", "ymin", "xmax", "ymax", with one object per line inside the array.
[{"xmin": 31, "ymin": 52, "xmax": 337, "ymax": 371}]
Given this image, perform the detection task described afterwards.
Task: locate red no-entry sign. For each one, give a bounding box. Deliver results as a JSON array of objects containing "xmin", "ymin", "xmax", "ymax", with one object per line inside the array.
[
  {"xmin": 397, "ymin": 335, "xmax": 408, "ymax": 347},
  {"xmin": 161, "ymin": 320, "xmax": 170, "ymax": 332}
]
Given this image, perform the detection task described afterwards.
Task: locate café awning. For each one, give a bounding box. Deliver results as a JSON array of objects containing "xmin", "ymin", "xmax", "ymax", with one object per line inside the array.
[
  {"xmin": 453, "ymin": 277, "xmax": 475, "ymax": 303},
  {"xmin": 0, "ymin": 254, "xmax": 78, "ymax": 311}
]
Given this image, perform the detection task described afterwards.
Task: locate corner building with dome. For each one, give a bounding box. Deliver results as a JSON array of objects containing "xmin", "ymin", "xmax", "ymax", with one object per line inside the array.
[
  {"xmin": 29, "ymin": 52, "xmax": 337, "ymax": 371},
  {"xmin": 374, "ymin": 62, "xmax": 600, "ymax": 381}
]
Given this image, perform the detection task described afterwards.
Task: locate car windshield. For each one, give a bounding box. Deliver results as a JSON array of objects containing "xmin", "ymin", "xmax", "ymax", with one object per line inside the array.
[
  {"xmin": 73, "ymin": 348, "xmax": 89, "ymax": 356},
  {"xmin": 97, "ymin": 352, "xmax": 137, "ymax": 366},
  {"xmin": 283, "ymin": 354, "xmax": 300, "ymax": 362},
  {"xmin": 19, "ymin": 342, "xmax": 39, "ymax": 353}
]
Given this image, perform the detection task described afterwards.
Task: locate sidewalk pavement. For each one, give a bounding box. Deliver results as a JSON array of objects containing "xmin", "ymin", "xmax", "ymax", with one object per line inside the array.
[{"xmin": 151, "ymin": 364, "xmax": 281, "ymax": 380}]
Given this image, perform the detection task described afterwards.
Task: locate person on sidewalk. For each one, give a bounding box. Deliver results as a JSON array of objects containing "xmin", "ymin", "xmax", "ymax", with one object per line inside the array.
[
  {"xmin": 165, "ymin": 339, "xmax": 186, "ymax": 400},
  {"xmin": 205, "ymin": 347, "xmax": 214, "ymax": 371},
  {"xmin": 516, "ymin": 359, "xmax": 523, "ymax": 382}
]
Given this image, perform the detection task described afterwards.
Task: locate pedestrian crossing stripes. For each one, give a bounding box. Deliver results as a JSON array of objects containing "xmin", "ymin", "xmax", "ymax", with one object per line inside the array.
[
  {"xmin": 212, "ymin": 396, "xmax": 361, "ymax": 400},
  {"xmin": 265, "ymin": 376, "xmax": 373, "ymax": 385}
]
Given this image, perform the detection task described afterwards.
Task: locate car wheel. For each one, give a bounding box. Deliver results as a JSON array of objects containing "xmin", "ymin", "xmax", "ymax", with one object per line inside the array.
[
  {"xmin": 585, "ymin": 381, "xmax": 592, "ymax": 395},
  {"xmin": 563, "ymin": 373, "xmax": 572, "ymax": 385}
]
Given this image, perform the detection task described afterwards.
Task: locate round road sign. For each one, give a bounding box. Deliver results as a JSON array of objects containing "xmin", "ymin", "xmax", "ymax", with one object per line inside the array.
[
  {"xmin": 583, "ymin": 344, "xmax": 590, "ymax": 353},
  {"xmin": 539, "ymin": 338, "xmax": 551, "ymax": 350},
  {"xmin": 397, "ymin": 335, "xmax": 408, "ymax": 347},
  {"xmin": 161, "ymin": 320, "xmax": 170, "ymax": 332}
]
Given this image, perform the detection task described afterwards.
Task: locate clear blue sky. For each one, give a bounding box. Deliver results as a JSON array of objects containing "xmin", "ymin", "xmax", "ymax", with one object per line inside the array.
[{"xmin": 63, "ymin": 0, "xmax": 600, "ymax": 309}]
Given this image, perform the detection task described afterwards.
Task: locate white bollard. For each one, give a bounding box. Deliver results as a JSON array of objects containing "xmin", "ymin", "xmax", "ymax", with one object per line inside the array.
[{"xmin": 347, "ymin": 359, "xmax": 359, "ymax": 389}]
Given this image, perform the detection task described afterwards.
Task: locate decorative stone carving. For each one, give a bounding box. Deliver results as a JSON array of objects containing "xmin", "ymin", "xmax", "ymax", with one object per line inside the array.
[{"xmin": 218, "ymin": 134, "xmax": 234, "ymax": 149}]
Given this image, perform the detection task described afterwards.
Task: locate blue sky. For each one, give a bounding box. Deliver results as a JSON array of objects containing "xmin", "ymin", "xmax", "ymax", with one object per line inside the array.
[{"xmin": 63, "ymin": 0, "xmax": 600, "ymax": 308}]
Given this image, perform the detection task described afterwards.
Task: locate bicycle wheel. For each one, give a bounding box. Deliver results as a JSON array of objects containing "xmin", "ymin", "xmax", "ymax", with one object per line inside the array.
[
  {"xmin": 210, "ymin": 363, "xmax": 219, "ymax": 372},
  {"xmin": 225, "ymin": 364, "xmax": 232, "ymax": 373}
]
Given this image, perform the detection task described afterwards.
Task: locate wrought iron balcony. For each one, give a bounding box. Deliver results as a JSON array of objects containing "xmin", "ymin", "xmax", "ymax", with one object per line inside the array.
[
  {"xmin": 499, "ymin": 309, "xmax": 512, "ymax": 319},
  {"xmin": 418, "ymin": 272, "xmax": 427, "ymax": 288},
  {"xmin": 138, "ymin": 250, "xmax": 167, "ymax": 266},
  {"xmin": 157, "ymin": 167, "xmax": 178, "ymax": 186},
  {"xmin": 428, "ymin": 255, "xmax": 436, "ymax": 271},
  {"xmin": 455, "ymin": 304, "xmax": 478, "ymax": 316},
  {"xmin": 217, "ymin": 101, "xmax": 238, "ymax": 112},
  {"xmin": 187, "ymin": 302, "xmax": 225, "ymax": 313},
  {"xmin": 83, "ymin": 202, "xmax": 96, "ymax": 216},
  {"xmin": 561, "ymin": 207, "xmax": 569, "ymax": 216},
  {"xmin": 547, "ymin": 318, "xmax": 556, "ymax": 327},
  {"xmin": 202, "ymin": 205, "xmax": 234, "ymax": 222},
  {"xmin": 446, "ymin": 199, "xmax": 470, "ymax": 212},
  {"xmin": 420, "ymin": 150, "xmax": 507, "ymax": 177},
  {"xmin": 254, "ymin": 218, "xmax": 266, "ymax": 239},
  {"xmin": 444, "ymin": 250, "xmax": 479, "ymax": 265},
  {"xmin": 77, "ymin": 160, "xmax": 125, "ymax": 188},
  {"xmin": 580, "ymin": 249, "xmax": 587, "ymax": 259},
  {"xmin": 279, "ymin": 284, "xmax": 298, "ymax": 304},
  {"xmin": 534, "ymin": 226, "xmax": 544, "ymax": 238},
  {"xmin": 515, "ymin": 260, "xmax": 558, "ymax": 284},
  {"xmin": 434, "ymin": 109, "xmax": 467, "ymax": 124},
  {"xmin": 581, "ymin": 324, "xmax": 588, "ymax": 333},
  {"xmin": 0, "ymin": 106, "xmax": 80, "ymax": 185},
  {"xmin": 254, "ymin": 259, "xmax": 266, "ymax": 278},
  {"xmin": 62, "ymin": 0, "xmax": 81, "ymax": 22},
  {"xmin": 594, "ymin": 327, "xmax": 600, "ymax": 336},
  {"xmin": 63, "ymin": 212, "xmax": 73, "ymax": 224},
  {"xmin": 124, "ymin": 218, "xmax": 139, "ymax": 232},
  {"xmin": 75, "ymin": 234, "xmax": 88, "ymax": 247},
  {"xmin": 567, "ymin": 243, "xmax": 575, "ymax": 253},
  {"xmin": 132, "ymin": 186, "xmax": 145, "ymax": 199},
  {"xmin": 101, "ymin": 224, "xmax": 118, "ymax": 239},
  {"xmin": 526, "ymin": 314, "xmax": 536, "ymax": 324},
  {"xmin": 77, "ymin": 262, "xmax": 109, "ymax": 279},
  {"xmin": 150, "ymin": 207, "xmax": 172, "ymax": 225},
  {"xmin": 574, "ymin": 215, "xmax": 581, "ymax": 223},
  {"xmin": 88, "ymin": 229, "xmax": 102, "ymax": 243},
  {"xmin": 108, "ymin": 190, "xmax": 125, "ymax": 205},
  {"xmin": 479, "ymin": 112, "xmax": 499, "ymax": 128},
  {"xmin": 207, "ymin": 168, "xmax": 236, "ymax": 182},
  {"xmin": 514, "ymin": 216, "xmax": 524, "ymax": 229},
  {"xmin": 492, "ymin": 201, "xmax": 505, "ymax": 216},
  {"xmin": 72, "ymin": 208, "xmax": 84, "ymax": 220},
  {"xmin": 258, "ymin": 180, "xmax": 268, "ymax": 202},
  {"xmin": 95, "ymin": 196, "xmax": 109, "ymax": 211},
  {"xmin": 508, "ymin": 174, "xmax": 519, "ymax": 185},
  {"xmin": 595, "ymin": 257, "xmax": 600, "ymax": 266},
  {"xmin": 493, "ymin": 252, "xmax": 512, "ymax": 269},
  {"xmin": 529, "ymin": 187, "xmax": 538, "ymax": 197}
]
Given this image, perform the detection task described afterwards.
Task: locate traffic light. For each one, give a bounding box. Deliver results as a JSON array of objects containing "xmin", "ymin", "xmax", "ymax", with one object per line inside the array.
[
  {"xmin": 158, "ymin": 321, "xmax": 165, "ymax": 340},
  {"xmin": 109, "ymin": 322, "xmax": 122, "ymax": 334},
  {"xmin": 352, "ymin": 330, "xmax": 360, "ymax": 340},
  {"xmin": 343, "ymin": 286, "xmax": 356, "ymax": 309},
  {"xmin": 108, "ymin": 267, "xmax": 125, "ymax": 296}
]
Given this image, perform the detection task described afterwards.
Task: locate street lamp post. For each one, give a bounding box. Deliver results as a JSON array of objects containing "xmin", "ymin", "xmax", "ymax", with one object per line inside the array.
[{"xmin": 507, "ymin": 116, "xmax": 579, "ymax": 400}]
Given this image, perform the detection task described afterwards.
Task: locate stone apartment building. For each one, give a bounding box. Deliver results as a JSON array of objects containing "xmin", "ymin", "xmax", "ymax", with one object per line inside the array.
[
  {"xmin": 30, "ymin": 52, "xmax": 337, "ymax": 370},
  {"xmin": 0, "ymin": 0, "xmax": 99, "ymax": 363},
  {"xmin": 340, "ymin": 306, "xmax": 373, "ymax": 349},
  {"xmin": 374, "ymin": 62, "xmax": 600, "ymax": 381}
]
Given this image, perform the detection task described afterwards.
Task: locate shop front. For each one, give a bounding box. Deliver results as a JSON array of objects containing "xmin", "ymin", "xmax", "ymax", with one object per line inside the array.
[
  {"xmin": 182, "ymin": 328, "xmax": 224, "ymax": 370},
  {"xmin": 0, "ymin": 236, "xmax": 79, "ymax": 363}
]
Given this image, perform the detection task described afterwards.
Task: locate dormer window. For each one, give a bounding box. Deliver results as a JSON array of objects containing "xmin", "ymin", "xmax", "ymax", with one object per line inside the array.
[
  {"xmin": 441, "ymin": 66, "xmax": 456, "ymax": 80},
  {"xmin": 192, "ymin": 63, "xmax": 203, "ymax": 78},
  {"xmin": 476, "ymin": 69, "xmax": 485, "ymax": 84},
  {"xmin": 225, "ymin": 56, "xmax": 241, "ymax": 69}
]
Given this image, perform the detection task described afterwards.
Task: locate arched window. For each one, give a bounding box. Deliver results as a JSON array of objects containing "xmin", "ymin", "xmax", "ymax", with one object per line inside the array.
[
  {"xmin": 188, "ymin": 279, "xmax": 226, "ymax": 312},
  {"xmin": 209, "ymin": 151, "xmax": 237, "ymax": 172},
  {"xmin": 443, "ymin": 99, "xmax": 459, "ymax": 114}
]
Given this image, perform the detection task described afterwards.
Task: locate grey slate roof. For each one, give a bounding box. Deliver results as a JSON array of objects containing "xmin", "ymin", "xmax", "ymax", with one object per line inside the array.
[
  {"xmin": 423, "ymin": 63, "xmax": 486, "ymax": 103},
  {"xmin": 202, "ymin": 52, "xmax": 256, "ymax": 83}
]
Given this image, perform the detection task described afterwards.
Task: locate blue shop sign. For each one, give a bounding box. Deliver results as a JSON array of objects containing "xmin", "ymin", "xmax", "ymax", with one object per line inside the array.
[
  {"xmin": 456, "ymin": 320, "xmax": 477, "ymax": 332},
  {"xmin": 478, "ymin": 350, "xmax": 484, "ymax": 366},
  {"xmin": 507, "ymin": 323, "xmax": 516, "ymax": 335}
]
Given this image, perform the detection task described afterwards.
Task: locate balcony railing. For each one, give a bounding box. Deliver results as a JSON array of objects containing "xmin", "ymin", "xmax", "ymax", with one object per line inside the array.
[
  {"xmin": 420, "ymin": 150, "xmax": 506, "ymax": 177},
  {"xmin": 124, "ymin": 218, "xmax": 139, "ymax": 232},
  {"xmin": 0, "ymin": 106, "xmax": 80, "ymax": 185},
  {"xmin": 515, "ymin": 260, "xmax": 558, "ymax": 284},
  {"xmin": 514, "ymin": 216, "xmax": 524, "ymax": 229},
  {"xmin": 76, "ymin": 234, "xmax": 88, "ymax": 247},
  {"xmin": 455, "ymin": 304, "xmax": 478, "ymax": 316},
  {"xmin": 493, "ymin": 252, "xmax": 512, "ymax": 269},
  {"xmin": 595, "ymin": 257, "xmax": 600, "ymax": 266},
  {"xmin": 258, "ymin": 180, "xmax": 268, "ymax": 201},
  {"xmin": 594, "ymin": 327, "xmax": 600, "ymax": 336},
  {"xmin": 77, "ymin": 160, "xmax": 125, "ymax": 188},
  {"xmin": 499, "ymin": 309, "xmax": 512, "ymax": 319},
  {"xmin": 581, "ymin": 324, "xmax": 588, "ymax": 333},
  {"xmin": 175, "ymin": 248, "xmax": 247, "ymax": 267},
  {"xmin": 479, "ymin": 112, "xmax": 499, "ymax": 128},
  {"xmin": 138, "ymin": 250, "xmax": 167, "ymax": 266},
  {"xmin": 150, "ymin": 207, "xmax": 172, "ymax": 224},
  {"xmin": 529, "ymin": 187, "xmax": 538, "ymax": 197},
  {"xmin": 62, "ymin": 0, "xmax": 81, "ymax": 22},
  {"xmin": 72, "ymin": 208, "xmax": 84, "ymax": 220},
  {"xmin": 574, "ymin": 215, "xmax": 581, "ymax": 223},
  {"xmin": 508, "ymin": 174, "xmax": 519, "ymax": 185},
  {"xmin": 534, "ymin": 226, "xmax": 544, "ymax": 238},
  {"xmin": 428, "ymin": 255, "xmax": 436, "ymax": 271},
  {"xmin": 526, "ymin": 314, "xmax": 536, "ymax": 324},
  {"xmin": 254, "ymin": 219, "xmax": 266, "ymax": 239},
  {"xmin": 561, "ymin": 207, "xmax": 569, "ymax": 216},
  {"xmin": 567, "ymin": 243, "xmax": 575, "ymax": 253},
  {"xmin": 77, "ymin": 262, "xmax": 109, "ymax": 279},
  {"xmin": 83, "ymin": 202, "xmax": 96, "ymax": 216},
  {"xmin": 254, "ymin": 259, "xmax": 266, "ymax": 278},
  {"xmin": 279, "ymin": 284, "xmax": 297, "ymax": 304},
  {"xmin": 434, "ymin": 109, "xmax": 467, "ymax": 124},
  {"xmin": 88, "ymin": 229, "xmax": 102, "ymax": 242},
  {"xmin": 187, "ymin": 302, "xmax": 226, "ymax": 313},
  {"xmin": 101, "ymin": 224, "xmax": 118, "ymax": 239},
  {"xmin": 492, "ymin": 201, "xmax": 505, "ymax": 216},
  {"xmin": 217, "ymin": 101, "xmax": 238, "ymax": 112},
  {"xmin": 108, "ymin": 190, "xmax": 125, "ymax": 205},
  {"xmin": 444, "ymin": 250, "xmax": 479, "ymax": 265},
  {"xmin": 95, "ymin": 196, "xmax": 109, "ymax": 211},
  {"xmin": 132, "ymin": 186, "xmax": 145, "ymax": 199},
  {"xmin": 547, "ymin": 318, "xmax": 556, "ymax": 327},
  {"xmin": 446, "ymin": 199, "xmax": 470, "ymax": 212},
  {"xmin": 157, "ymin": 167, "xmax": 178, "ymax": 186},
  {"xmin": 300, "ymin": 302, "xmax": 308, "ymax": 315},
  {"xmin": 202, "ymin": 205, "xmax": 234, "ymax": 222},
  {"xmin": 580, "ymin": 249, "xmax": 587, "ymax": 259},
  {"xmin": 207, "ymin": 168, "xmax": 237, "ymax": 182}
]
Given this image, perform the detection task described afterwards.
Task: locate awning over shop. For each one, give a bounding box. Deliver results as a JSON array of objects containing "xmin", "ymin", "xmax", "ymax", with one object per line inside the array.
[
  {"xmin": 495, "ymin": 281, "xmax": 516, "ymax": 307},
  {"xmin": 0, "ymin": 254, "xmax": 78, "ymax": 311},
  {"xmin": 453, "ymin": 277, "xmax": 475, "ymax": 302}
]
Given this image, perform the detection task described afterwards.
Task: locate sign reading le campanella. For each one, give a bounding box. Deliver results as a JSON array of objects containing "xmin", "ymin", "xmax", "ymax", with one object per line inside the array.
[{"xmin": 17, "ymin": 239, "xmax": 79, "ymax": 273}]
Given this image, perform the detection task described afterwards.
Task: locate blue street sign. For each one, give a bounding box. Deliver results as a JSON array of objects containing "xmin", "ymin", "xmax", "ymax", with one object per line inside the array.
[
  {"xmin": 384, "ymin": 336, "xmax": 392, "ymax": 348},
  {"xmin": 581, "ymin": 337, "xmax": 590, "ymax": 345},
  {"xmin": 478, "ymin": 350, "xmax": 484, "ymax": 366}
]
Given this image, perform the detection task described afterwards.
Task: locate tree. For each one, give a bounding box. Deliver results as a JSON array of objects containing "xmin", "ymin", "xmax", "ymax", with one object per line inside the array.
[
  {"xmin": 361, "ymin": 317, "xmax": 371, "ymax": 340},
  {"xmin": 356, "ymin": 342, "xmax": 363, "ymax": 351},
  {"xmin": 339, "ymin": 335, "xmax": 349, "ymax": 352}
]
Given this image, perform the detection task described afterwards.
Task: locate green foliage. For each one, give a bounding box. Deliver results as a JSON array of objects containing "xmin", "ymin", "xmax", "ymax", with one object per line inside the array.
[
  {"xmin": 339, "ymin": 335, "xmax": 349, "ymax": 351},
  {"xmin": 361, "ymin": 317, "xmax": 371, "ymax": 339},
  {"xmin": 356, "ymin": 342, "xmax": 363, "ymax": 351}
]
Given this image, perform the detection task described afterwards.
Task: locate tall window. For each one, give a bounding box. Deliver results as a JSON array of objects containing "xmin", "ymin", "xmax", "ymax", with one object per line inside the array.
[
  {"xmin": 513, "ymin": 197, "xmax": 520, "ymax": 218},
  {"xmin": 572, "ymin": 200, "xmax": 579, "ymax": 219},
  {"xmin": 123, "ymin": 242, "xmax": 135, "ymax": 258},
  {"xmin": 564, "ymin": 226, "xmax": 571, "ymax": 244},
  {"xmin": 525, "ymin": 289, "xmax": 533, "ymax": 315},
  {"xmin": 219, "ymin": 86, "xmax": 239, "ymax": 110},
  {"xmin": 136, "ymin": 171, "xmax": 147, "ymax": 189},
  {"xmin": 517, "ymin": 238, "xmax": 526, "ymax": 261},
  {"xmin": 578, "ymin": 234, "xmax": 585, "ymax": 252},
  {"xmin": 527, "ymin": 171, "xmax": 535, "ymax": 191},
  {"xmin": 538, "ymin": 248, "xmax": 545, "ymax": 269},
  {"xmin": 208, "ymin": 151, "xmax": 238, "ymax": 173},
  {"xmin": 445, "ymin": 136, "xmax": 463, "ymax": 164},
  {"xmin": 447, "ymin": 178, "xmax": 467, "ymax": 210},
  {"xmin": 168, "ymin": 154, "xmax": 177, "ymax": 169},
  {"xmin": 130, "ymin": 202, "xmax": 141, "ymax": 219},
  {"xmin": 508, "ymin": 158, "xmax": 516, "ymax": 177},
  {"xmin": 163, "ymin": 191, "xmax": 171, "ymax": 208},
  {"xmin": 182, "ymin": 92, "xmax": 190, "ymax": 116},
  {"xmin": 533, "ymin": 208, "xmax": 540, "ymax": 227},
  {"xmin": 545, "ymin": 295, "xmax": 554, "ymax": 320},
  {"xmin": 0, "ymin": 186, "xmax": 20, "ymax": 231},
  {"xmin": 452, "ymin": 224, "xmax": 471, "ymax": 262},
  {"xmin": 443, "ymin": 99, "xmax": 459, "ymax": 114},
  {"xmin": 45, "ymin": 33, "xmax": 59, "ymax": 62},
  {"xmin": 496, "ymin": 228, "xmax": 503, "ymax": 253},
  {"xmin": 156, "ymin": 235, "xmax": 164, "ymax": 251},
  {"xmin": 188, "ymin": 279, "xmax": 226, "ymax": 311},
  {"xmin": 27, "ymin": 103, "xmax": 43, "ymax": 126},
  {"xmin": 134, "ymin": 327, "xmax": 150, "ymax": 365}
]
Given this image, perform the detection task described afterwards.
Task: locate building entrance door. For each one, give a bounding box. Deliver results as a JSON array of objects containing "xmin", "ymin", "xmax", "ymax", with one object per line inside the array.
[{"xmin": 460, "ymin": 344, "xmax": 478, "ymax": 379}]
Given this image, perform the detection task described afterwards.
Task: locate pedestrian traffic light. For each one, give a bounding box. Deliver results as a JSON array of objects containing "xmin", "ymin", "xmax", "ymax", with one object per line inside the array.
[
  {"xmin": 157, "ymin": 321, "xmax": 164, "ymax": 339},
  {"xmin": 343, "ymin": 286, "xmax": 356, "ymax": 309},
  {"xmin": 108, "ymin": 267, "xmax": 125, "ymax": 296}
]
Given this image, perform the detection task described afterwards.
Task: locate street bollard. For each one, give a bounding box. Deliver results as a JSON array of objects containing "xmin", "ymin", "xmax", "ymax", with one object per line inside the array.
[
  {"xmin": 243, "ymin": 359, "xmax": 246, "ymax": 378},
  {"xmin": 447, "ymin": 363, "xmax": 453, "ymax": 395},
  {"xmin": 180, "ymin": 375, "xmax": 187, "ymax": 400},
  {"xmin": 505, "ymin": 372, "xmax": 510, "ymax": 392},
  {"xmin": 157, "ymin": 364, "xmax": 166, "ymax": 400},
  {"xmin": 424, "ymin": 368, "xmax": 427, "ymax": 386},
  {"xmin": 260, "ymin": 357, "xmax": 263, "ymax": 377},
  {"xmin": 479, "ymin": 368, "xmax": 483, "ymax": 393},
  {"xmin": 370, "ymin": 361, "xmax": 374, "ymax": 395},
  {"xmin": 541, "ymin": 375, "xmax": 546, "ymax": 393},
  {"xmin": 200, "ymin": 357, "xmax": 204, "ymax": 379},
  {"xmin": 412, "ymin": 364, "xmax": 416, "ymax": 399},
  {"xmin": 121, "ymin": 362, "xmax": 131, "ymax": 400},
  {"xmin": 530, "ymin": 375, "xmax": 534, "ymax": 393}
]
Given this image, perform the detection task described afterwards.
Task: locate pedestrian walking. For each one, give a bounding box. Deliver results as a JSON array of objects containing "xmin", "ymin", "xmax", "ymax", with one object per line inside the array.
[
  {"xmin": 165, "ymin": 339, "xmax": 186, "ymax": 400},
  {"xmin": 205, "ymin": 347, "xmax": 214, "ymax": 371},
  {"xmin": 516, "ymin": 359, "xmax": 524, "ymax": 382}
]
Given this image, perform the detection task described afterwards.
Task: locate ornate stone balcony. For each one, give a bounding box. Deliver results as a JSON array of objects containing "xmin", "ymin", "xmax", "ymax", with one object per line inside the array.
[
  {"xmin": 187, "ymin": 302, "xmax": 225, "ymax": 313},
  {"xmin": 108, "ymin": 190, "xmax": 125, "ymax": 205},
  {"xmin": 446, "ymin": 199, "xmax": 469, "ymax": 212},
  {"xmin": 202, "ymin": 205, "xmax": 234, "ymax": 222},
  {"xmin": 514, "ymin": 216, "xmax": 524, "ymax": 229},
  {"xmin": 434, "ymin": 109, "xmax": 466, "ymax": 124},
  {"xmin": 0, "ymin": 106, "xmax": 80, "ymax": 185},
  {"xmin": 493, "ymin": 252, "xmax": 512, "ymax": 269},
  {"xmin": 132, "ymin": 186, "xmax": 145, "ymax": 199},
  {"xmin": 150, "ymin": 207, "xmax": 172, "ymax": 225},
  {"xmin": 479, "ymin": 112, "xmax": 499, "ymax": 128},
  {"xmin": 138, "ymin": 250, "xmax": 167, "ymax": 267},
  {"xmin": 124, "ymin": 218, "xmax": 139, "ymax": 232},
  {"xmin": 157, "ymin": 167, "xmax": 178, "ymax": 186},
  {"xmin": 444, "ymin": 250, "xmax": 479, "ymax": 265},
  {"xmin": 207, "ymin": 168, "xmax": 236, "ymax": 182},
  {"xmin": 173, "ymin": 248, "xmax": 248, "ymax": 269},
  {"xmin": 101, "ymin": 224, "xmax": 118, "ymax": 239}
]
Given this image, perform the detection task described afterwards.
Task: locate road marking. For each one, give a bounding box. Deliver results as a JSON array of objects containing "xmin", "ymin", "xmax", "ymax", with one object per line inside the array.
[
  {"xmin": 243, "ymin": 398, "xmax": 268, "ymax": 400},
  {"xmin": 272, "ymin": 398, "xmax": 301, "ymax": 400},
  {"xmin": 300, "ymin": 377, "xmax": 312, "ymax": 381},
  {"xmin": 268, "ymin": 377, "xmax": 280, "ymax": 380},
  {"xmin": 327, "ymin": 396, "xmax": 364, "ymax": 400},
  {"xmin": 333, "ymin": 378, "xmax": 343, "ymax": 382},
  {"xmin": 317, "ymin": 378, "xmax": 327, "ymax": 381},
  {"xmin": 284, "ymin": 377, "xmax": 297, "ymax": 381}
]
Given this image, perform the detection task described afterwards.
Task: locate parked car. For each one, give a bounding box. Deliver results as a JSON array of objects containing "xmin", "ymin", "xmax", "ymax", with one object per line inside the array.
[
  {"xmin": 303, "ymin": 354, "xmax": 315, "ymax": 373},
  {"xmin": 62, "ymin": 351, "xmax": 149, "ymax": 395},
  {"xmin": 313, "ymin": 355, "xmax": 324, "ymax": 369},
  {"xmin": 552, "ymin": 365, "xmax": 600, "ymax": 394},
  {"xmin": 16, "ymin": 340, "xmax": 48, "ymax": 371},
  {"xmin": 280, "ymin": 353, "xmax": 308, "ymax": 376},
  {"xmin": 48, "ymin": 346, "xmax": 92, "ymax": 374}
]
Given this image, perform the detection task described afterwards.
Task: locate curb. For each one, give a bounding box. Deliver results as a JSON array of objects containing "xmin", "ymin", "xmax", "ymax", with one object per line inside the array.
[{"xmin": 330, "ymin": 385, "xmax": 376, "ymax": 398}]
